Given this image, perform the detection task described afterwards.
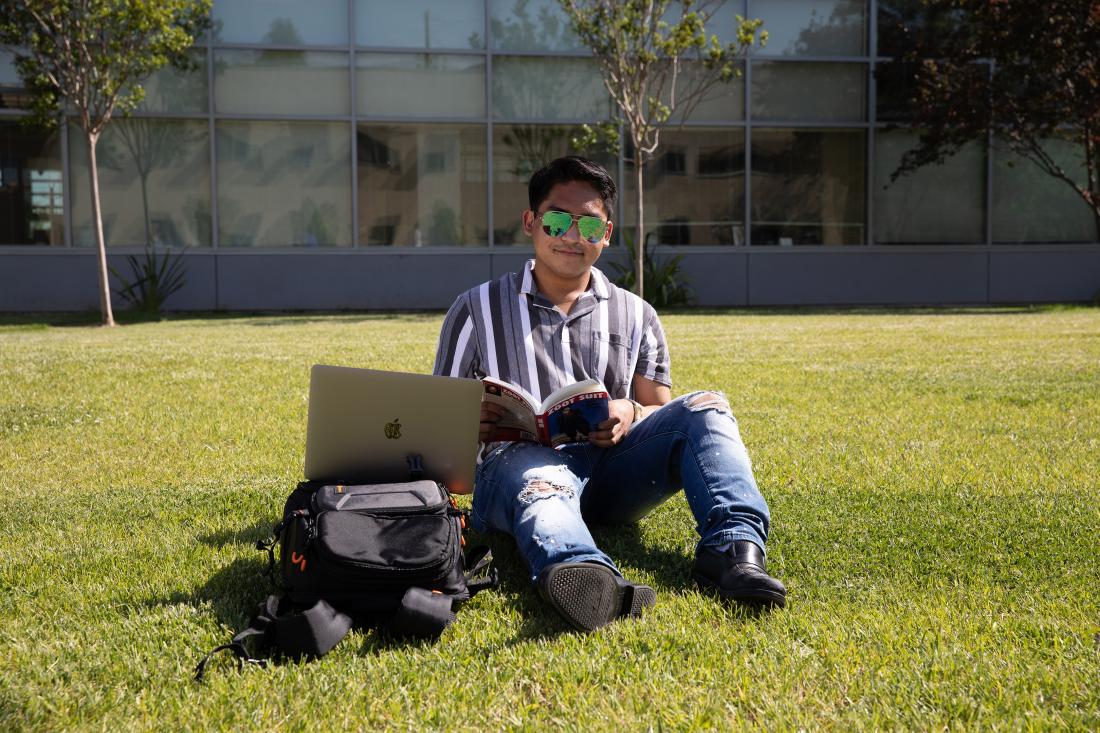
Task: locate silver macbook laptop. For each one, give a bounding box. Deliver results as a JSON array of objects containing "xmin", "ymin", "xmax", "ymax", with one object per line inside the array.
[{"xmin": 304, "ymin": 365, "xmax": 483, "ymax": 493}]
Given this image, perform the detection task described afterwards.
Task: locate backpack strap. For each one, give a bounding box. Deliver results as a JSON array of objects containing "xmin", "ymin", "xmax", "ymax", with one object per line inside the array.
[
  {"xmin": 194, "ymin": 595, "xmax": 280, "ymax": 682},
  {"xmin": 464, "ymin": 545, "xmax": 499, "ymax": 596},
  {"xmin": 194, "ymin": 594, "xmax": 353, "ymax": 682},
  {"xmin": 406, "ymin": 454, "xmax": 424, "ymax": 480},
  {"xmin": 256, "ymin": 516, "xmax": 292, "ymax": 590}
]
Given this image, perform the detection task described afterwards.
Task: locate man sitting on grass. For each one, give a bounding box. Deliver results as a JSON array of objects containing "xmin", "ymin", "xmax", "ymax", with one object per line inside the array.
[{"xmin": 433, "ymin": 156, "xmax": 785, "ymax": 631}]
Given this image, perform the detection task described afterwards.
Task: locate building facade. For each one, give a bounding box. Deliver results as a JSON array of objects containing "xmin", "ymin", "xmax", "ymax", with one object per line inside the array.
[{"xmin": 1, "ymin": 0, "xmax": 1098, "ymax": 310}]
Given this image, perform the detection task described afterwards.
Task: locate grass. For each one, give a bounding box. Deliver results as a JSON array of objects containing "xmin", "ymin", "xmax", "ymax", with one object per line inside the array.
[{"xmin": 1, "ymin": 307, "xmax": 1098, "ymax": 731}]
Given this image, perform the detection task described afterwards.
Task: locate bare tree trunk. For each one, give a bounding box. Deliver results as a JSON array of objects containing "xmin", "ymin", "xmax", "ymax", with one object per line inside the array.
[
  {"xmin": 87, "ymin": 131, "xmax": 116, "ymax": 327},
  {"xmin": 635, "ymin": 157, "xmax": 645, "ymax": 300}
]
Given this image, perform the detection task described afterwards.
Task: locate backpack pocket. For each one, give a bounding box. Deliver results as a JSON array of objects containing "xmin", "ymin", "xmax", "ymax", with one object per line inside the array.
[
  {"xmin": 312, "ymin": 510, "xmax": 458, "ymax": 586},
  {"xmin": 310, "ymin": 480, "xmax": 449, "ymax": 514}
]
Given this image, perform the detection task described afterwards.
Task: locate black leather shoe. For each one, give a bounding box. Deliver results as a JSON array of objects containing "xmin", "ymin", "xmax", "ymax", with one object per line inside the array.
[
  {"xmin": 692, "ymin": 541, "xmax": 786, "ymax": 608},
  {"xmin": 537, "ymin": 562, "xmax": 656, "ymax": 631}
]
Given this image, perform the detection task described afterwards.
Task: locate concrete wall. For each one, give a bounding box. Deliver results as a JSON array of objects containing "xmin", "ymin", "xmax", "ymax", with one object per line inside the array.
[{"xmin": 1, "ymin": 246, "xmax": 1098, "ymax": 311}]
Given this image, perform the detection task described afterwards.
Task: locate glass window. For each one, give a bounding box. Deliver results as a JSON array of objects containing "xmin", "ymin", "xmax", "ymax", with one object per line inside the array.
[
  {"xmin": 665, "ymin": 61, "xmax": 745, "ymax": 123},
  {"xmin": 134, "ymin": 50, "xmax": 208, "ymax": 115},
  {"xmin": 216, "ymin": 121, "xmax": 352, "ymax": 246},
  {"xmin": 489, "ymin": 0, "xmax": 584, "ymax": 52},
  {"xmin": 491, "ymin": 124, "xmax": 615, "ymax": 244},
  {"xmin": 875, "ymin": 60, "xmax": 988, "ymax": 123},
  {"xmin": 357, "ymin": 54, "xmax": 485, "ymax": 118},
  {"xmin": 0, "ymin": 51, "xmax": 19, "ymax": 85},
  {"xmin": 752, "ymin": 61, "xmax": 866, "ymax": 121},
  {"xmin": 0, "ymin": 121, "xmax": 63, "ymax": 245},
  {"xmin": 993, "ymin": 136, "xmax": 1097, "ymax": 243},
  {"xmin": 622, "ymin": 128, "xmax": 746, "ymax": 246},
  {"xmin": 877, "ymin": 0, "xmax": 973, "ymax": 58},
  {"xmin": 751, "ymin": 128, "xmax": 865, "ymax": 245},
  {"xmin": 213, "ymin": 0, "xmax": 348, "ymax": 46},
  {"xmin": 693, "ymin": 1, "xmax": 751, "ymax": 48},
  {"xmin": 69, "ymin": 119, "xmax": 210, "ymax": 247},
  {"xmin": 492, "ymin": 57, "xmax": 608, "ymax": 121},
  {"xmin": 358, "ymin": 124, "xmax": 487, "ymax": 246},
  {"xmin": 873, "ymin": 59, "xmax": 916, "ymax": 123},
  {"xmin": 357, "ymin": 0, "xmax": 485, "ymax": 49},
  {"xmin": 874, "ymin": 130, "xmax": 985, "ymax": 244},
  {"xmin": 1, "ymin": 50, "xmax": 34, "ymax": 110},
  {"xmin": 750, "ymin": 0, "xmax": 867, "ymax": 56},
  {"xmin": 491, "ymin": 1, "xmax": 751, "ymax": 53},
  {"xmin": 214, "ymin": 50, "xmax": 350, "ymax": 116}
]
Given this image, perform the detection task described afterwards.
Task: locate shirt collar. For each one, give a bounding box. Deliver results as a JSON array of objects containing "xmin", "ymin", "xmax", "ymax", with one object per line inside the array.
[{"xmin": 519, "ymin": 259, "xmax": 610, "ymax": 301}]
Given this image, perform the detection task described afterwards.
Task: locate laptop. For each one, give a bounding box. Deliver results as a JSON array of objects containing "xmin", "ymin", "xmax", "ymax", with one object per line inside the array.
[{"xmin": 303, "ymin": 365, "xmax": 484, "ymax": 493}]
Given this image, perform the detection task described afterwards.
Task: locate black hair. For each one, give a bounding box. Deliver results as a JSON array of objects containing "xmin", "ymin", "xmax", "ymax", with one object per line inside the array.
[{"xmin": 528, "ymin": 155, "xmax": 617, "ymax": 219}]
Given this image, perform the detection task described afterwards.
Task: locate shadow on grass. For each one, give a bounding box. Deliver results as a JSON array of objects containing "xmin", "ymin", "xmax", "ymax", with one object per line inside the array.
[
  {"xmin": 476, "ymin": 524, "xmax": 775, "ymax": 640},
  {"xmin": 0, "ymin": 310, "xmax": 443, "ymax": 329},
  {"xmin": 466, "ymin": 531, "xmax": 573, "ymax": 643},
  {"xmin": 669, "ymin": 304, "xmax": 1071, "ymax": 317},
  {"xmin": 6, "ymin": 304, "xmax": 1091, "ymax": 330},
  {"xmin": 589, "ymin": 522, "xmax": 695, "ymax": 588},
  {"xmin": 171, "ymin": 511, "xmax": 780, "ymax": 662},
  {"xmin": 197, "ymin": 518, "xmax": 280, "ymax": 549},
  {"xmin": 154, "ymin": 519, "xmax": 572, "ymax": 664},
  {"xmin": 240, "ymin": 312, "xmax": 439, "ymax": 327}
]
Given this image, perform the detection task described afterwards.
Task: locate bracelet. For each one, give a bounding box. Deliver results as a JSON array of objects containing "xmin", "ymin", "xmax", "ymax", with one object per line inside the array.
[{"xmin": 628, "ymin": 399, "xmax": 644, "ymax": 424}]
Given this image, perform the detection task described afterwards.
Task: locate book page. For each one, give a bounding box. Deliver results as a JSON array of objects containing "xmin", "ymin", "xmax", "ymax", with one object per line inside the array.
[
  {"xmin": 537, "ymin": 378, "xmax": 605, "ymax": 414},
  {"xmin": 481, "ymin": 378, "xmax": 539, "ymax": 440}
]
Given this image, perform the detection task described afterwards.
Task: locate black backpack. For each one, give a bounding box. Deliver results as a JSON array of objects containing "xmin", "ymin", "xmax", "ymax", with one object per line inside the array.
[{"xmin": 195, "ymin": 474, "xmax": 497, "ymax": 680}]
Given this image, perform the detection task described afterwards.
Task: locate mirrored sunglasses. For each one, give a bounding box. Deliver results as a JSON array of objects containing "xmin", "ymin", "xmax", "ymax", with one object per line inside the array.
[{"xmin": 537, "ymin": 210, "xmax": 610, "ymax": 244}]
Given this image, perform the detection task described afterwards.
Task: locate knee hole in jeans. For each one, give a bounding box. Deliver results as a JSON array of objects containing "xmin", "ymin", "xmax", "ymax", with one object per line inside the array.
[
  {"xmin": 517, "ymin": 478, "xmax": 576, "ymax": 504},
  {"xmin": 685, "ymin": 391, "xmax": 732, "ymax": 416}
]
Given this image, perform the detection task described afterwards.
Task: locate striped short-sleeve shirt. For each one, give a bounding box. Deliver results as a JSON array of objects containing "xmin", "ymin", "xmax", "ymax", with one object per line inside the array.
[{"xmin": 433, "ymin": 259, "xmax": 671, "ymax": 402}]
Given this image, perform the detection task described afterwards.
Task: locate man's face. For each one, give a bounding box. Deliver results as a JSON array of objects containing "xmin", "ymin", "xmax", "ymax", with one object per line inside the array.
[{"xmin": 522, "ymin": 180, "xmax": 614, "ymax": 283}]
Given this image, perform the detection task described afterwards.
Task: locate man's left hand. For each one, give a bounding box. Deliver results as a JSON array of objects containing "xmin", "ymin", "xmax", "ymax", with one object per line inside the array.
[{"xmin": 587, "ymin": 399, "xmax": 635, "ymax": 448}]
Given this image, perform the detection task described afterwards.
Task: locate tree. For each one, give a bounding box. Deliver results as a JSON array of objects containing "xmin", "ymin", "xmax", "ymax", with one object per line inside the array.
[
  {"xmin": 884, "ymin": 0, "xmax": 1100, "ymax": 240},
  {"xmin": 558, "ymin": 0, "xmax": 765, "ymax": 299},
  {"xmin": 0, "ymin": 0, "xmax": 211, "ymax": 326}
]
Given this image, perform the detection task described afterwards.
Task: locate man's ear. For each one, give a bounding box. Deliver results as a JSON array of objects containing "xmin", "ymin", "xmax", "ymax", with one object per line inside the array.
[
  {"xmin": 522, "ymin": 209, "xmax": 536, "ymax": 237},
  {"xmin": 602, "ymin": 220, "xmax": 614, "ymax": 247}
]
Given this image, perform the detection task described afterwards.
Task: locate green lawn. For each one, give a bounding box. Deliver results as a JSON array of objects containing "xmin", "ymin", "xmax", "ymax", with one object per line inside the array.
[{"xmin": 1, "ymin": 308, "xmax": 1098, "ymax": 731}]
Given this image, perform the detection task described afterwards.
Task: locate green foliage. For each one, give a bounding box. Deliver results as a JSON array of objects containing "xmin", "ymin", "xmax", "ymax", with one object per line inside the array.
[
  {"xmin": 0, "ymin": 0, "xmax": 212, "ymax": 133},
  {"xmin": 609, "ymin": 232, "xmax": 693, "ymax": 308},
  {"xmin": 1, "ymin": 309, "xmax": 1099, "ymax": 728},
  {"xmin": 571, "ymin": 120, "xmax": 622, "ymax": 156},
  {"xmin": 109, "ymin": 245, "xmax": 188, "ymax": 314}
]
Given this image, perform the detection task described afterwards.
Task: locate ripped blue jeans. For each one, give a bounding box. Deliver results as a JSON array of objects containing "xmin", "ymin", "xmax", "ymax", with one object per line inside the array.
[{"xmin": 470, "ymin": 391, "xmax": 771, "ymax": 582}]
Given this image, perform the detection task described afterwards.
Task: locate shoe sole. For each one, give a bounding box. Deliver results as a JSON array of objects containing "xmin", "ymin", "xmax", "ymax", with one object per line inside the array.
[
  {"xmin": 692, "ymin": 571, "xmax": 787, "ymax": 609},
  {"xmin": 542, "ymin": 563, "xmax": 656, "ymax": 631}
]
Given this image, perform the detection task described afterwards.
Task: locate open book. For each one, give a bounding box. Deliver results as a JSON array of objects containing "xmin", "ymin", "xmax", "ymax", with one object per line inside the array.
[{"xmin": 481, "ymin": 376, "xmax": 610, "ymax": 447}]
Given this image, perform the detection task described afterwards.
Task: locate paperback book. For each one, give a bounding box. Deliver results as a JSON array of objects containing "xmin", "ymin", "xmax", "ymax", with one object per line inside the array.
[{"xmin": 481, "ymin": 376, "xmax": 610, "ymax": 447}]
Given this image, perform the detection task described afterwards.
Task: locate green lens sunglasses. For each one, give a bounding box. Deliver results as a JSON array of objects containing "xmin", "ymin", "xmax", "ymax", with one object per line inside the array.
[{"xmin": 537, "ymin": 210, "xmax": 610, "ymax": 244}]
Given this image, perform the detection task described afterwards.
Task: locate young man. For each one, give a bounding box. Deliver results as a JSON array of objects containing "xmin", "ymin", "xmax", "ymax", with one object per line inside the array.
[{"xmin": 433, "ymin": 156, "xmax": 785, "ymax": 631}]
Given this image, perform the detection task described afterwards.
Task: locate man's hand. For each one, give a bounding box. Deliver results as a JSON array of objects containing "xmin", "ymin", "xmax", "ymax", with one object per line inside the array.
[
  {"xmin": 587, "ymin": 399, "xmax": 636, "ymax": 448},
  {"xmin": 479, "ymin": 402, "xmax": 507, "ymax": 442}
]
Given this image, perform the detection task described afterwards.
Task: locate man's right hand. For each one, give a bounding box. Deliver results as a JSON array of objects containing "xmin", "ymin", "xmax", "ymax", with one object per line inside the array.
[{"xmin": 479, "ymin": 402, "xmax": 507, "ymax": 442}]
